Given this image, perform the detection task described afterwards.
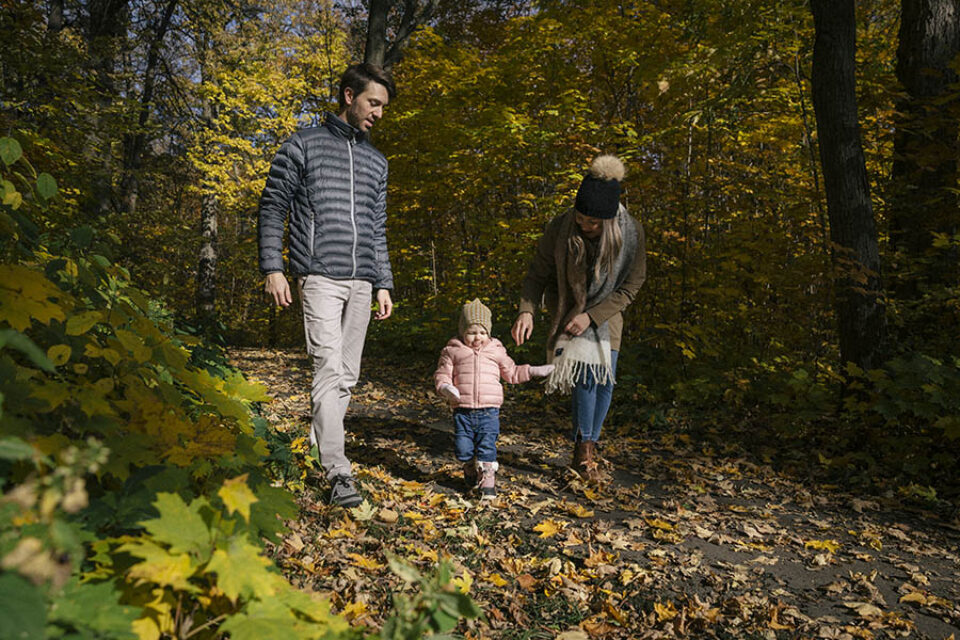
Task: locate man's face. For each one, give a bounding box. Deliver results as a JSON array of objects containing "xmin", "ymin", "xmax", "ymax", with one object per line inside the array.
[{"xmin": 342, "ymin": 82, "xmax": 390, "ymax": 132}]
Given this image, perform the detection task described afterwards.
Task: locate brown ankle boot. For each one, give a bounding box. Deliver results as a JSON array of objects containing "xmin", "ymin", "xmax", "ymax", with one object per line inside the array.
[
  {"xmin": 572, "ymin": 440, "xmax": 589, "ymax": 477},
  {"xmin": 583, "ymin": 441, "xmax": 601, "ymax": 484}
]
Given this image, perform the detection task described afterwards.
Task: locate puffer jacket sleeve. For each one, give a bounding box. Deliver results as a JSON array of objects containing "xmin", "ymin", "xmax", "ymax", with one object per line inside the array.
[
  {"xmin": 434, "ymin": 346, "xmax": 455, "ymax": 391},
  {"xmin": 518, "ymin": 215, "xmax": 561, "ymax": 316},
  {"xmin": 491, "ymin": 340, "xmax": 532, "ymax": 384},
  {"xmin": 373, "ymin": 163, "xmax": 394, "ymax": 291},
  {"xmin": 258, "ymin": 134, "xmax": 305, "ymax": 275}
]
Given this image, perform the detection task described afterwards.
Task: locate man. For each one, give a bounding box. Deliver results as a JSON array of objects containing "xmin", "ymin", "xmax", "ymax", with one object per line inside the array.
[{"xmin": 258, "ymin": 63, "xmax": 395, "ymax": 507}]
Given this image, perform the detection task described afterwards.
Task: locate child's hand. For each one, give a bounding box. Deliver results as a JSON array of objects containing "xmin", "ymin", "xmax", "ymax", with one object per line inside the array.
[
  {"xmin": 529, "ymin": 364, "xmax": 554, "ymax": 378},
  {"xmin": 438, "ymin": 383, "xmax": 461, "ymax": 406}
]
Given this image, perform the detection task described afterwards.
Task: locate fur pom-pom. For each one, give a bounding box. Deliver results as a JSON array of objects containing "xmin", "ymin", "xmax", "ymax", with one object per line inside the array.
[{"xmin": 588, "ymin": 155, "xmax": 626, "ymax": 182}]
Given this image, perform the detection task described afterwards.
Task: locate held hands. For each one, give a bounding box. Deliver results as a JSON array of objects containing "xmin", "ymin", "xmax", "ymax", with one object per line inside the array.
[
  {"xmin": 438, "ymin": 383, "xmax": 461, "ymax": 406},
  {"xmin": 265, "ymin": 272, "xmax": 292, "ymax": 308},
  {"xmin": 529, "ymin": 364, "xmax": 554, "ymax": 378}
]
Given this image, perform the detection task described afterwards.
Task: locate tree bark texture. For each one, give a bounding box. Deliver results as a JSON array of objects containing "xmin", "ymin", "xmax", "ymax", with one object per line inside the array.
[
  {"xmin": 196, "ymin": 190, "xmax": 219, "ymax": 330},
  {"xmin": 810, "ymin": 0, "xmax": 885, "ymax": 371},
  {"xmin": 891, "ymin": 0, "xmax": 960, "ymax": 266},
  {"xmin": 364, "ymin": 0, "xmax": 439, "ymax": 69}
]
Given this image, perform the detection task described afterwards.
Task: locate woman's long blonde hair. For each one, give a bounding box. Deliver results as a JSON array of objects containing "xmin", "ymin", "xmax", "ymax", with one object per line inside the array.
[{"xmin": 568, "ymin": 204, "xmax": 624, "ymax": 282}]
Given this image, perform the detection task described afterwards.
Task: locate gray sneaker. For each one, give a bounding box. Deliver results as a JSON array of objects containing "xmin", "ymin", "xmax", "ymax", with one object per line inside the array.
[{"xmin": 329, "ymin": 474, "xmax": 362, "ymax": 507}]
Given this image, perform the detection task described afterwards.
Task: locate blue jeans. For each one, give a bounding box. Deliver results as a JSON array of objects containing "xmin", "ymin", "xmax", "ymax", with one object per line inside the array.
[
  {"xmin": 571, "ymin": 350, "xmax": 619, "ymax": 442},
  {"xmin": 453, "ymin": 408, "xmax": 500, "ymax": 462}
]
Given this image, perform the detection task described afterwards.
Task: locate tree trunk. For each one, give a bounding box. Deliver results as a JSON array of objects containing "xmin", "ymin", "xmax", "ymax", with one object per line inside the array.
[
  {"xmin": 891, "ymin": 0, "xmax": 960, "ymax": 281},
  {"xmin": 84, "ymin": 0, "xmax": 129, "ymax": 216},
  {"xmin": 48, "ymin": 0, "xmax": 65, "ymax": 33},
  {"xmin": 196, "ymin": 190, "xmax": 219, "ymax": 333},
  {"xmin": 809, "ymin": 0, "xmax": 885, "ymax": 372},
  {"xmin": 365, "ymin": 0, "xmax": 390, "ymax": 67},
  {"xmin": 364, "ymin": 0, "xmax": 439, "ymax": 69},
  {"xmin": 120, "ymin": 0, "xmax": 179, "ymax": 216}
]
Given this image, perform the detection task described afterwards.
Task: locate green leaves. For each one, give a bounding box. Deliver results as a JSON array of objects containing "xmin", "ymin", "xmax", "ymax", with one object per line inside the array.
[
  {"xmin": 0, "ymin": 137, "xmax": 22, "ymax": 166},
  {"xmin": 140, "ymin": 493, "xmax": 212, "ymax": 559},
  {"xmin": 0, "ymin": 573, "xmax": 45, "ymax": 640}
]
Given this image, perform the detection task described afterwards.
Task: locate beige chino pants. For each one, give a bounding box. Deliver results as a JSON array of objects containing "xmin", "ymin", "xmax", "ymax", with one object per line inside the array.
[{"xmin": 298, "ymin": 274, "xmax": 372, "ymax": 480}]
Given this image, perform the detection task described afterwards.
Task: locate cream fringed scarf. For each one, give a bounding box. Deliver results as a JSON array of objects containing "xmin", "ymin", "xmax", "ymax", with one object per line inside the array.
[{"xmin": 544, "ymin": 206, "xmax": 638, "ymax": 394}]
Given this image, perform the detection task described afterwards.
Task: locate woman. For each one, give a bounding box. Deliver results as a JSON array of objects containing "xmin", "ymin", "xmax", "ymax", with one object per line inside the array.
[{"xmin": 511, "ymin": 155, "xmax": 646, "ymax": 484}]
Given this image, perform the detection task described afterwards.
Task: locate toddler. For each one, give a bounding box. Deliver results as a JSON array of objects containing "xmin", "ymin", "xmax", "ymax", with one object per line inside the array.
[{"xmin": 434, "ymin": 299, "xmax": 553, "ymax": 499}]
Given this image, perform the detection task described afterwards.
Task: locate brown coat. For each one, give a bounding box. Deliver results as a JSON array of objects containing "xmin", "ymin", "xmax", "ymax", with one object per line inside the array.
[{"xmin": 518, "ymin": 209, "xmax": 646, "ymax": 351}]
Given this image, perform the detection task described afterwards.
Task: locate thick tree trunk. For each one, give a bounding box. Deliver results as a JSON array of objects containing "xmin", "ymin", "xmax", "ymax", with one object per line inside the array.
[
  {"xmin": 809, "ymin": 0, "xmax": 885, "ymax": 372},
  {"xmin": 364, "ymin": 0, "xmax": 439, "ymax": 69},
  {"xmin": 891, "ymin": 0, "xmax": 960, "ymax": 280},
  {"xmin": 365, "ymin": 0, "xmax": 390, "ymax": 67}
]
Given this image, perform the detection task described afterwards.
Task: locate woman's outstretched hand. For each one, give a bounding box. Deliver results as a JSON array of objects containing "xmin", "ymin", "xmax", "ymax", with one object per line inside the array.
[{"xmin": 512, "ymin": 312, "xmax": 533, "ymax": 345}]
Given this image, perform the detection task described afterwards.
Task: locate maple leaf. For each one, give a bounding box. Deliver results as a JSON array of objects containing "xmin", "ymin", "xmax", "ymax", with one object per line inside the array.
[
  {"xmin": 119, "ymin": 540, "xmax": 198, "ymax": 593},
  {"xmin": 207, "ymin": 537, "xmax": 279, "ymax": 602},
  {"xmin": 218, "ymin": 474, "xmax": 259, "ymax": 523},
  {"xmin": 140, "ymin": 493, "xmax": 212, "ymax": 559},
  {"xmin": 533, "ymin": 519, "xmax": 565, "ymax": 538},
  {"xmin": 349, "ymin": 500, "xmax": 377, "ymax": 521}
]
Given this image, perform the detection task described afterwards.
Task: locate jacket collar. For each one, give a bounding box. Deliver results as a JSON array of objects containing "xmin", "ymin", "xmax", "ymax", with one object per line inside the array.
[{"xmin": 323, "ymin": 111, "xmax": 366, "ymax": 144}]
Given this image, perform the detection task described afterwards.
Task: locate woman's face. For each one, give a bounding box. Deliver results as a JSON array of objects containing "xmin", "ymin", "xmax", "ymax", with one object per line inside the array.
[{"xmin": 575, "ymin": 211, "xmax": 603, "ymax": 239}]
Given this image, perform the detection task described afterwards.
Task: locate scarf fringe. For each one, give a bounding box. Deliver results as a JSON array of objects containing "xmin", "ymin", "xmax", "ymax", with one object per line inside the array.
[{"xmin": 545, "ymin": 358, "xmax": 615, "ymax": 395}]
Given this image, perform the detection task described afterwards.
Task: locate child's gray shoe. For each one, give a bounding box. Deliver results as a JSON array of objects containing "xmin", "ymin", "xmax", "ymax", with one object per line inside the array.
[
  {"xmin": 329, "ymin": 474, "xmax": 362, "ymax": 507},
  {"xmin": 478, "ymin": 461, "xmax": 498, "ymax": 500}
]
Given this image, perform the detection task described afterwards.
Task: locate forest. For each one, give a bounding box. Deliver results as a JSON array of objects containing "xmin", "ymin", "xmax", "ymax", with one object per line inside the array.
[{"xmin": 1, "ymin": 0, "xmax": 959, "ymax": 638}]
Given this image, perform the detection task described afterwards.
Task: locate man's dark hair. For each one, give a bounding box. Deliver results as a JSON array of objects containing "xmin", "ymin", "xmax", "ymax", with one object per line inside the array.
[{"xmin": 338, "ymin": 63, "xmax": 396, "ymax": 111}]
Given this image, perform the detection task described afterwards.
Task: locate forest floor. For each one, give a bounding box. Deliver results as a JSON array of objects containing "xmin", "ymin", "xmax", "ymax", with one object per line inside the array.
[{"xmin": 229, "ymin": 347, "xmax": 960, "ymax": 640}]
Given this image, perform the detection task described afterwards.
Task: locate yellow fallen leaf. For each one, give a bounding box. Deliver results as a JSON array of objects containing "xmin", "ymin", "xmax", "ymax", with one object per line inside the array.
[
  {"xmin": 561, "ymin": 500, "xmax": 594, "ymax": 518},
  {"xmin": 645, "ymin": 517, "xmax": 675, "ymax": 531},
  {"xmin": 341, "ymin": 601, "xmax": 368, "ymax": 622},
  {"xmin": 452, "ymin": 570, "xmax": 472, "ymax": 594},
  {"xmin": 533, "ymin": 519, "xmax": 564, "ymax": 538},
  {"xmin": 483, "ymin": 572, "xmax": 509, "ymax": 587},
  {"xmin": 347, "ymin": 553, "xmax": 383, "ymax": 570},
  {"xmin": 654, "ymin": 600, "xmax": 679, "ymax": 622},
  {"xmin": 804, "ymin": 539, "xmax": 840, "ymax": 553},
  {"xmin": 899, "ymin": 591, "xmax": 927, "ymax": 605}
]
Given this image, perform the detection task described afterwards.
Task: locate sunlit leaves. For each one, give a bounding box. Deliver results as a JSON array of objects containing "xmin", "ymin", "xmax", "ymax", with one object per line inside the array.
[{"xmin": 219, "ymin": 474, "xmax": 259, "ymax": 523}]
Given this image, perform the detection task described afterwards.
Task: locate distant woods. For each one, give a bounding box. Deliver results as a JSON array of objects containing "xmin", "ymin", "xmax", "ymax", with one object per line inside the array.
[{"xmin": 3, "ymin": 0, "xmax": 959, "ymax": 414}]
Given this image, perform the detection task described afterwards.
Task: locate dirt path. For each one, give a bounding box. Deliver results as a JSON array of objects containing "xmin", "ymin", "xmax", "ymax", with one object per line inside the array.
[{"xmin": 230, "ymin": 347, "xmax": 960, "ymax": 639}]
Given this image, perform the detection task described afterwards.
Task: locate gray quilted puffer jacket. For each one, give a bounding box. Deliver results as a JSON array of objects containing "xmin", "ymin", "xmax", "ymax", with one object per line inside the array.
[{"xmin": 258, "ymin": 112, "xmax": 394, "ymax": 291}]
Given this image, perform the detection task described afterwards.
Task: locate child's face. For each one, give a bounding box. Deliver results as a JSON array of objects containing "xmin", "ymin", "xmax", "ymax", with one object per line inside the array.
[{"xmin": 463, "ymin": 324, "xmax": 490, "ymax": 349}]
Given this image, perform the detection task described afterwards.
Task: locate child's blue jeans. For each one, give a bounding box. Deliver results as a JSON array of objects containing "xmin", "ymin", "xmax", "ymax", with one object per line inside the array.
[
  {"xmin": 453, "ymin": 407, "xmax": 500, "ymax": 462},
  {"xmin": 571, "ymin": 350, "xmax": 619, "ymax": 442}
]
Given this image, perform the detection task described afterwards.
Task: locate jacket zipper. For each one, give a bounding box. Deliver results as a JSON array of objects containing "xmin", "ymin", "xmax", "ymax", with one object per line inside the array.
[
  {"xmin": 473, "ymin": 349, "xmax": 480, "ymax": 405},
  {"xmin": 347, "ymin": 137, "xmax": 358, "ymax": 278}
]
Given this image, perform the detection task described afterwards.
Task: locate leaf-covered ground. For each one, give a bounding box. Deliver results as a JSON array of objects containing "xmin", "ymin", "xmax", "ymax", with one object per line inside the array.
[{"xmin": 230, "ymin": 348, "xmax": 960, "ymax": 639}]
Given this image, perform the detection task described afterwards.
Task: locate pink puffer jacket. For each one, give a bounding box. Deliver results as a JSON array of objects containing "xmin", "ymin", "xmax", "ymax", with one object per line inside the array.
[{"xmin": 434, "ymin": 337, "xmax": 532, "ymax": 408}]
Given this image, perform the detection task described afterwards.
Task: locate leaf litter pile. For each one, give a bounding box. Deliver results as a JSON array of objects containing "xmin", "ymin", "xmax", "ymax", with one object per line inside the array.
[{"xmin": 231, "ymin": 348, "xmax": 960, "ymax": 639}]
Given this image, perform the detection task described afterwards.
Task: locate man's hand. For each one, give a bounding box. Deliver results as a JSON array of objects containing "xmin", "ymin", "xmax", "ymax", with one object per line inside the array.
[
  {"xmin": 265, "ymin": 272, "xmax": 292, "ymax": 308},
  {"xmin": 375, "ymin": 289, "xmax": 393, "ymax": 320},
  {"xmin": 512, "ymin": 312, "xmax": 533, "ymax": 346},
  {"xmin": 564, "ymin": 312, "xmax": 592, "ymax": 336}
]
